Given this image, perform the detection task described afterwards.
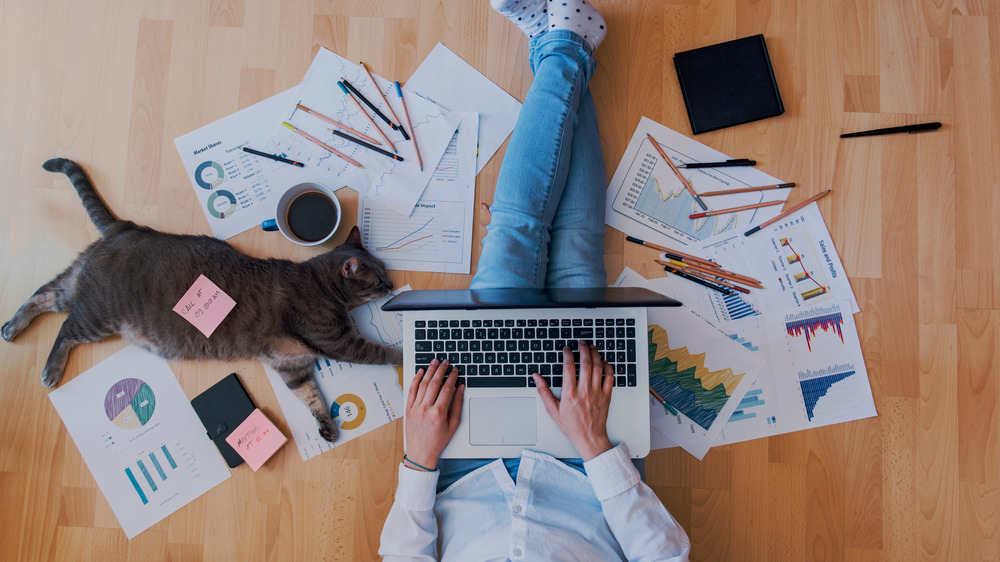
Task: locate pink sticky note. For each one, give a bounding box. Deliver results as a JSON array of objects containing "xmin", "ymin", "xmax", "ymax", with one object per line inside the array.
[
  {"xmin": 172, "ymin": 274, "xmax": 237, "ymax": 337},
  {"xmin": 225, "ymin": 409, "xmax": 288, "ymax": 471}
]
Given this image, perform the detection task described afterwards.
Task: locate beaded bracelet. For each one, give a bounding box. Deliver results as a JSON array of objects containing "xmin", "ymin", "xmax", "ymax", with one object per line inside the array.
[{"xmin": 403, "ymin": 454, "xmax": 436, "ymax": 472}]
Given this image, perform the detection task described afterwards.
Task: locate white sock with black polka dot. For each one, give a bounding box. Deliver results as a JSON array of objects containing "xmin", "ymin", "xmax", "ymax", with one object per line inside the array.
[
  {"xmin": 490, "ymin": 0, "xmax": 549, "ymax": 39},
  {"xmin": 546, "ymin": 0, "xmax": 606, "ymax": 51}
]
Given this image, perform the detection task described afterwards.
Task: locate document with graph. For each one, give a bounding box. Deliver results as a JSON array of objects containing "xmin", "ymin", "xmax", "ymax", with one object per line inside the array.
[
  {"xmin": 643, "ymin": 305, "xmax": 765, "ymax": 459},
  {"xmin": 263, "ymin": 288, "xmax": 409, "ymax": 460},
  {"xmin": 606, "ymin": 116, "xmax": 791, "ymax": 248},
  {"xmin": 715, "ymin": 299, "xmax": 876, "ymax": 445},
  {"xmin": 359, "ymin": 114, "xmax": 478, "ymax": 273}
]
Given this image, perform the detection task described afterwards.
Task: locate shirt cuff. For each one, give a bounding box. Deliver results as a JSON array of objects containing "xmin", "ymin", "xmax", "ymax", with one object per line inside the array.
[
  {"xmin": 583, "ymin": 443, "xmax": 641, "ymax": 502},
  {"xmin": 394, "ymin": 462, "xmax": 440, "ymax": 511}
]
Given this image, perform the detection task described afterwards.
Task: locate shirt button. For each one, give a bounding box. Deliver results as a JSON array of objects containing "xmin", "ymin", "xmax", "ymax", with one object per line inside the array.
[
  {"xmin": 513, "ymin": 504, "xmax": 522, "ymax": 513},
  {"xmin": 513, "ymin": 548, "xmax": 522, "ymax": 557}
]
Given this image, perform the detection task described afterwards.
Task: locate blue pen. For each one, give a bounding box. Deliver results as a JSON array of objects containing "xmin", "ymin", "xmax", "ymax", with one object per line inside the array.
[{"xmin": 395, "ymin": 81, "xmax": 423, "ymax": 171}]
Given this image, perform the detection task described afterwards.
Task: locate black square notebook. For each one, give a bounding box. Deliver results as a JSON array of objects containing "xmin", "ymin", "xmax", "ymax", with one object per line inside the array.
[
  {"xmin": 190, "ymin": 373, "xmax": 256, "ymax": 468},
  {"xmin": 673, "ymin": 34, "xmax": 784, "ymax": 134}
]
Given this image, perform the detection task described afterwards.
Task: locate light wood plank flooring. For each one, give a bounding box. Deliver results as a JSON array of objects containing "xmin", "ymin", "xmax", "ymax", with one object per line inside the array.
[{"xmin": 1, "ymin": 1, "xmax": 996, "ymax": 560}]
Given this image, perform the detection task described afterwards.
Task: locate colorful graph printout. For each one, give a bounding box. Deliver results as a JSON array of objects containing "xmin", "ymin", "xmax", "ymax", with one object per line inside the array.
[
  {"xmin": 48, "ymin": 346, "xmax": 230, "ymax": 539},
  {"xmin": 644, "ymin": 307, "xmax": 764, "ymax": 459}
]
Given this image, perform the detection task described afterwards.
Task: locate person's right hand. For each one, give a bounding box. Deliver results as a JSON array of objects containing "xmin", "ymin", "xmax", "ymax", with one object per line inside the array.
[
  {"xmin": 404, "ymin": 359, "xmax": 464, "ymax": 471},
  {"xmin": 533, "ymin": 341, "xmax": 615, "ymax": 461}
]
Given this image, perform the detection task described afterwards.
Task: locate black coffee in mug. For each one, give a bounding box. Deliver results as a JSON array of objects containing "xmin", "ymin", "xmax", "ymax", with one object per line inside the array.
[{"xmin": 285, "ymin": 191, "xmax": 338, "ymax": 242}]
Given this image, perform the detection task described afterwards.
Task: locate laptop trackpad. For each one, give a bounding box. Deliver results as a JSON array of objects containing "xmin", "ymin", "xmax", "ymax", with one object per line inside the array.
[{"xmin": 469, "ymin": 397, "xmax": 538, "ymax": 446}]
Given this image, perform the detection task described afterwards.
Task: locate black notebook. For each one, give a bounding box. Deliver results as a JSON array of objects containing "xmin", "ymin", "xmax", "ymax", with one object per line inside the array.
[
  {"xmin": 673, "ymin": 34, "xmax": 784, "ymax": 134},
  {"xmin": 190, "ymin": 373, "xmax": 256, "ymax": 468}
]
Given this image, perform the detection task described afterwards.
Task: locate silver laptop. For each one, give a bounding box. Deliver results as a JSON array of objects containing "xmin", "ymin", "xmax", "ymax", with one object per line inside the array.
[{"xmin": 383, "ymin": 287, "xmax": 682, "ymax": 459}]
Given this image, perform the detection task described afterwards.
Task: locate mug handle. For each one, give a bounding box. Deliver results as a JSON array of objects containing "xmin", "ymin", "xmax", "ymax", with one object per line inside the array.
[{"xmin": 261, "ymin": 219, "xmax": 278, "ymax": 231}]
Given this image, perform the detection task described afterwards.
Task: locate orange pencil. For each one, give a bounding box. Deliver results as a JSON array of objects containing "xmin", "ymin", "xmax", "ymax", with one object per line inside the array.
[
  {"xmin": 647, "ymin": 133, "xmax": 708, "ymax": 211},
  {"xmin": 296, "ymin": 103, "xmax": 382, "ymax": 146},
  {"xmin": 337, "ymin": 81, "xmax": 396, "ymax": 152},
  {"xmin": 282, "ymin": 122, "xmax": 363, "ymax": 169},
  {"xmin": 359, "ymin": 61, "xmax": 406, "ymax": 138},
  {"xmin": 745, "ymin": 189, "xmax": 832, "ymax": 236},
  {"xmin": 395, "ymin": 81, "xmax": 423, "ymax": 172},
  {"xmin": 698, "ymin": 183, "xmax": 796, "ymax": 197},
  {"xmin": 689, "ymin": 200, "xmax": 784, "ymax": 219}
]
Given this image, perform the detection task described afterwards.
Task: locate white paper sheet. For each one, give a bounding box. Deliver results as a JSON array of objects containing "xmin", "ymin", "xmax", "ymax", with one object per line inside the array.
[
  {"xmin": 48, "ymin": 346, "xmax": 231, "ymax": 539},
  {"xmin": 606, "ymin": 116, "xmax": 791, "ymax": 248},
  {"xmin": 359, "ymin": 114, "xmax": 479, "ymax": 273},
  {"xmin": 263, "ymin": 288, "xmax": 409, "ymax": 460},
  {"xmin": 270, "ymin": 48, "xmax": 462, "ymax": 217},
  {"xmin": 406, "ymin": 42, "xmax": 522, "ymax": 174},
  {"xmin": 174, "ymin": 87, "xmax": 351, "ymax": 240}
]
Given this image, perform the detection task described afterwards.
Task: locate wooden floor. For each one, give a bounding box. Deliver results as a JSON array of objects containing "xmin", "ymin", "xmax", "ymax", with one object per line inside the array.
[{"xmin": 1, "ymin": 0, "xmax": 997, "ymax": 560}]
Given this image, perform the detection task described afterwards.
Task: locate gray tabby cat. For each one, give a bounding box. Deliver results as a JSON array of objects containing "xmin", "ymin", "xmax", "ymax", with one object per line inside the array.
[{"xmin": 2, "ymin": 158, "xmax": 403, "ymax": 443}]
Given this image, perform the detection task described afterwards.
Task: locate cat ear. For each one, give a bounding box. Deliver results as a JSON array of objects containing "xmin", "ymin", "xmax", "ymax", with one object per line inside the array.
[
  {"xmin": 345, "ymin": 225, "xmax": 364, "ymax": 248},
  {"xmin": 341, "ymin": 257, "xmax": 360, "ymax": 277}
]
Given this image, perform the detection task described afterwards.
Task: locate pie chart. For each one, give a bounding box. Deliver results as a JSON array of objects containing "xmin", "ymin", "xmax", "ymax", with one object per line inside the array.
[{"xmin": 105, "ymin": 378, "xmax": 156, "ymax": 430}]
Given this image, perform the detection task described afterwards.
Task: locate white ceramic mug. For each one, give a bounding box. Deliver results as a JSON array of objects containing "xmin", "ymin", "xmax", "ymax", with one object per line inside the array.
[{"xmin": 261, "ymin": 182, "xmax": 342, "ymax": 246}]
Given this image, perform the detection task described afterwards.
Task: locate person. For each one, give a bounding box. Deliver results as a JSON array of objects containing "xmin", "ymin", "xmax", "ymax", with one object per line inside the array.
[{"xmin": 379, "ymin": 1, "xmax": 691, "ymax": 559}]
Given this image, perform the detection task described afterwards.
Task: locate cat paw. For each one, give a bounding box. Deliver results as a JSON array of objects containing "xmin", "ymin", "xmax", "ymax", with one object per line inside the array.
[
  {"xmin": 41, "ymin": 366, "xmax": 64, "ymax": 388},
  {"xmin": 1, "ymin": 321, "xmax": 15, "ymax": 342},
  {"xmin": 318, "ymin": 417, "xmax": 338, "ymax": 443}
]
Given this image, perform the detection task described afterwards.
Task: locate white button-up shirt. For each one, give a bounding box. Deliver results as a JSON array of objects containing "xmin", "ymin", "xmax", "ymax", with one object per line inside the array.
[{"xmin": 379, "ymin": 444, "xmax": 690, "ymax": 561}]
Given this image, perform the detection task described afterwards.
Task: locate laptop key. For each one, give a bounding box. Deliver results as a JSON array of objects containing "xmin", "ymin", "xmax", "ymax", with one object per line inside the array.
[
  {"xmin": 414, "ymin": 341, "xmax": 432, "ymax": 352},
  {"xmin": 467, "ymin": 377, "xmax": 526, "ymax": 388}
]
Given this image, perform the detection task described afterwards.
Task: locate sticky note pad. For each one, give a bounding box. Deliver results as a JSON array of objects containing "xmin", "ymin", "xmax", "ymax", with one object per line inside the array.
[
  {"xmin": 225, "ymin": 409, "xmax": 287, "ymax": 471},
  {"xmin": 173, "ymin": 274, "xmax": 237, "ymax": 337}
]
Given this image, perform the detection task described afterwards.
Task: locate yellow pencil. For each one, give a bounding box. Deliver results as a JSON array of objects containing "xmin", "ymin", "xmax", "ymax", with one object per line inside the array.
[
  {"xmin": 282, "ymin": 122, "xmax": 363, "ymax": 169},
  {"xmin": 295, "ymin": 103, "xmax": 382, "ymax": 146}
]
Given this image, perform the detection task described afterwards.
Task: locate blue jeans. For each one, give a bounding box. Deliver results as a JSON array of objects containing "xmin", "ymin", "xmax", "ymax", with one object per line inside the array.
[
  {"xmin": 440, "ymin": 30, "xmax": 644, "ymax": 493},
  {"xmin": 470, "ymin": 29, "xmax": 607, "ymax": 290}
]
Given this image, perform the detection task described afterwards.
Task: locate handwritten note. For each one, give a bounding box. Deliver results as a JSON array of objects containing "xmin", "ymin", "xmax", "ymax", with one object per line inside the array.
[
  {"xmin": 172, "ymin": 274, "xmax": 237, "ymax": 337},
  {"xmin": 224, "ymin": 409, "xmax": 287, "ymax": 471}
]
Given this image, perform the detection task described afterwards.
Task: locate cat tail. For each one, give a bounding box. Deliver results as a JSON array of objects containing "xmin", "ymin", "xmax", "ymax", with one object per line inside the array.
[{"xmin": 42, "ymin": 158, "xmax": 118, "ymax": 234}]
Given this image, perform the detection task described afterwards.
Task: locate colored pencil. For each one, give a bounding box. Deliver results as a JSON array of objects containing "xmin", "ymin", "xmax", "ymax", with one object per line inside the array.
[
  {"xmin": 657, "ymin": 260, "xmax": 750, "ymax": 294},
  {"xmin": 281, "ymin": 122, "xmax": 363, "ymax": 168},
  {"xmin": 697, "ymin": 183, "xmax": 796, "ymax": 197},
  {"xmin": 744, "ymin": 189, "xmax": 832, "ymax": 236},
  {"xmin": 678, "ymin": 159, "xmax": 756, "ymax": 168},
  {"xmin": 649, "ymin": 386, "xmax": 678, "ymax": 416},
  {"xmin": 341, "ymin": 77, "xmax": 399, "ymax": 131},
  {"xmin": 689, "ymin": 199, "xmax": 784, "ymax": 219},
  {"xmin": 295, "ymin": 103, "xmax": 382, "ymax": 145},
  {"xmin": 328, "ymin": 128, "xmax": 404, "ymax": 161},
  {"xmin": 242, "ymin": 146, "xmax": 304, "ymax": 167},
  {"xmin": 359, "ymin": 61, "xmax": 409, "ymax": 140},
  {"xmin": 664, "ymin": 264, "xmax": 733, "ymax": 295},
  {"xmin": 337, "ymin": 81, "xmax": 396, "ymax": 152},
  {"xmin": 625, "ymin": 236, "xmax": 721, "ymax": 269},
  {"xmin": 647, "ymin": 133, "xmax": 708, "ymax": 211},
  {"xmin": 656, "ymin": 258, "xmax": 764, "ymax": 289},
  {"xmin": 395, "ymin": 81, "xmax": 423, "ymax": 172}
]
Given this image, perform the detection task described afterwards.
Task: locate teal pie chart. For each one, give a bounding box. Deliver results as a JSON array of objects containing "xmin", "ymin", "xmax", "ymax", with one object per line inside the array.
[
  {"xmin": 194, "ymin": 161, "xmax": 225, "ymax": 190},
  {"xmin": 207, "ymin": 190, "xmax": 237, "ymax": 219}
]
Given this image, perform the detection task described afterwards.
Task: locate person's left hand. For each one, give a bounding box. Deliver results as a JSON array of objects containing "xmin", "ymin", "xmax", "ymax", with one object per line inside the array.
[{"xmin": 404, "ymin": 359, "xmax": 464, "ymax": 471}]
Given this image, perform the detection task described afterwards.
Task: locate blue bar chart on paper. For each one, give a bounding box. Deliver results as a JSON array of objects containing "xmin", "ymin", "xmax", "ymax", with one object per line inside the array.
[{"xmin": 797, "ymin": 364, "xmax": 858, "ymax": 422}]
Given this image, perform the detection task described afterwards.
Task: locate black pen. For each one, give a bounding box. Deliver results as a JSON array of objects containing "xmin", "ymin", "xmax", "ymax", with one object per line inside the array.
[
  {"xmin": 678, "ymin": 159, "xmax": 756, "ymax": 168},
  {"xmin": 340, "ymin": 78, "xmax": 399, "ymax": 131},
  {"xmin": 328, "ymin": 128, "xmax": 404, "ymax": 162},
  {"xmin": 840, "ymin": 121, "xmax": 942, "ymax": 138},
  {"xmin": 242, "ymin": 146, "xmax": 304, "ymax": 167}
]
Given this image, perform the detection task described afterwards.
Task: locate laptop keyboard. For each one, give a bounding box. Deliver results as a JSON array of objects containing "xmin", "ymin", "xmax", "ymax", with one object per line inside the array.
[{"xmin": 412, "ymin": 317, "xmax": 638, "ymax": 389}]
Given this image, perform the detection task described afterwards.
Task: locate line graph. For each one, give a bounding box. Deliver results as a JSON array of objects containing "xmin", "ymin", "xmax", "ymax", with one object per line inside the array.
[{"xmin": 360, "ymin": 200, "xmax": 465, "ymax": 268}]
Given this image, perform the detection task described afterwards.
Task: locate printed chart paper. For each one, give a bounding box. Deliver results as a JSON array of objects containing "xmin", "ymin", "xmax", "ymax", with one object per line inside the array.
[
  {"xmin": 606, "ymin": 116, "xmax": 790, "ymax": 248},
  {"xmin": 48, "ymin": 346, "xmax": 231, "ymax": 539},
  {"xmin": 272, "ymin": 48, "xmax": 462, "ymax": 216},
  {"xmin": 174, "ymin": 87, "xmax": 346, "ymax": 240},
  {"xmin": 407, "ymin": 42, "xmax": 522, "ymax": 174},
  {"xmin": 264, "ymin": 288, "xmax": 408, "ymax": 460},
  {"xmin": 359, "ymin": 114, "xmax": 479, "ymax": 273}
]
